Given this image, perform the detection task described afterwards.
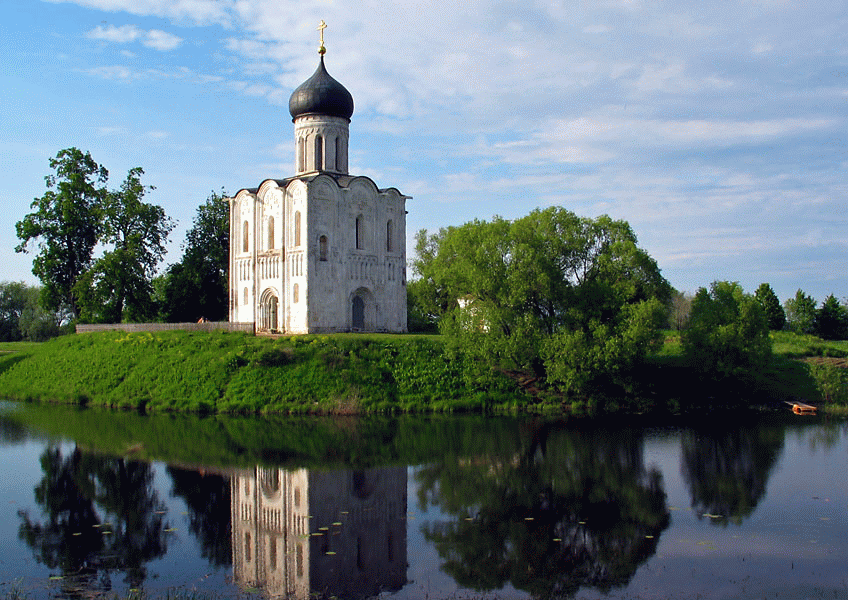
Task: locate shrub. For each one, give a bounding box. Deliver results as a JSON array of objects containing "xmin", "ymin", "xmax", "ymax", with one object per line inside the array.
[{"xmin": 682, "ymin": 281, "xmax": 771, "ymax": 381}]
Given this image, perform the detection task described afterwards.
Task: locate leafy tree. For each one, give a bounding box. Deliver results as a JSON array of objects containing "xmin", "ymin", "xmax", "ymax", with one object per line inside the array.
[
  {"xmin": 784, "ymin": 289, "xmax": 817, "ymax": 334},
  {"xmin": 15, "ymin": 148, "xmax": 107, "ymax": 319},
  {"xmin": 0, "ymin": 281, "xmax": 64, "ymax": 341},
  {"xmin": 413, "ymin": 207, "xmax": 671, "ymax": 396},
  {"xmin": 754, "ymin": 283, "xmax": 786, "ymax": 331},
  {"xmin": 406, "ymin": 278, "xmax": 440, "ymax": 333},
  {"xmin": 814, "ymin": 294, "xmax": 848, "ymax": 340},
  {"xmin": 669, "ymin": 290, "xmax": 692, "ymax": 331},
  {"xmin": 75, "ymin": 168, "xmax": 173, "ymax": 323},
  {"xmin": 160, "ymin": 191, "xmax": 229, "ymax": 322},
  {"xmin": 682, "ymin": 281, "xmax": 771, "ymax": 381}
]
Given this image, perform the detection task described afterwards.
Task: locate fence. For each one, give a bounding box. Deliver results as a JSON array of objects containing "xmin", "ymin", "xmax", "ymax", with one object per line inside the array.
[{"xmin": 76, "ymin": 322, "xmax": 255, "ymax": 334}]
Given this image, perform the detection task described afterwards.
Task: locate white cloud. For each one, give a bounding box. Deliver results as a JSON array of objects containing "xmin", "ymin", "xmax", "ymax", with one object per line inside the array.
[
  {"xmin": 143, "ymin": 30, "xmax": 183, "ymax": 51},
  {"xmin": 86, "ymin": 24, "xmax": 182, "ymax": 51},
  {"xmin": 87, "ymin": 24, "xmax": 142, "ymax": 43}
]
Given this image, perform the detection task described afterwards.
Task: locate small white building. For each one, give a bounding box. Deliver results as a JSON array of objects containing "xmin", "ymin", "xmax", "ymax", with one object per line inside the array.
[{"xmin": 228, "ymin": 42, "xmax": 409, "ymax": 333}]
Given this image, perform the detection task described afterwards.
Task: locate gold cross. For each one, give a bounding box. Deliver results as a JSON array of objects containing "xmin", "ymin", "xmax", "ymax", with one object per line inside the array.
[{"xmin": 317, "ymin": 20, "xmax": 327, "ymax": 54}]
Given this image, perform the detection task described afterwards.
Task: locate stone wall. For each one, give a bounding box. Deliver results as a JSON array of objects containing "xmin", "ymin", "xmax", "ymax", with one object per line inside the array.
[{"xmin": 76, "ymin": 322, "xmax": 255, "ymax": 334}]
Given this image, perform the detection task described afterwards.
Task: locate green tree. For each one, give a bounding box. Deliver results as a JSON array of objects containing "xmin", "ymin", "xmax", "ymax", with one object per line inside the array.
[
  {"xmin": 669, "ymin": 290, "xmax": 692, "ymax": 331},
  {"xmin": 682, "ymin": 281, "xmax": 771, "ymax": 381},
  {"xmin": 15, "ymin": 148, "xmax": 107, "ymax": 319},
  {"xmin": 75, "ymin": 168, "xmax": 173, "ymax": 323},
  {"xmin": 414, "ymin": 207, "xmax": 671, "ymax": 396},
  {"xmin": 160, "ymin": 191, "xmax": 229, "ymax": 322},
  {"xmin": 0, "ymin": 281, "xmax": 63, "ymax": 341},
  {"xmin": 814, "ymin": 294, "xmax": 848, "ymax": 340},
  {"xmin": 784, "ymin": 289, "xmax": 817, "ymax": 334},
  {"xmin": 754, "ymin": 283, "xmax": 786, "ymax": 331}
]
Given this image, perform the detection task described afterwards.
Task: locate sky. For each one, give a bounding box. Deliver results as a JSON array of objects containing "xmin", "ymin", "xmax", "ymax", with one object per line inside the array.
[{"xmin": 2, "ymin": 0, "xmax": 847, "ymax": 304}]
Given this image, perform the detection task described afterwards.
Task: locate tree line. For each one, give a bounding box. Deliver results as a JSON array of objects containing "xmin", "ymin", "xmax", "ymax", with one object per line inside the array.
[{"xmin": 10, "ymin": 148, "xmax": 229, "ymax": 339}]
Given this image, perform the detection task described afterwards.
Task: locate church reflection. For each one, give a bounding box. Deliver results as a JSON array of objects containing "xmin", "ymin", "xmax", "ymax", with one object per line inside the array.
[{"xmin": 230, "ymin": 466, "xmax": 407, "ymax": 599}]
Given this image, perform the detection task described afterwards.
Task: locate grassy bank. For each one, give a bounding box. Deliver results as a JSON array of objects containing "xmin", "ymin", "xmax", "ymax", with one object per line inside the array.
[
  {"xmin": 0, "ymin": 329, "xmax": 844, "ymax": 414},
  {"xmin": 0, "ymin": 330, "xmax": 525, "ymax": 413}
]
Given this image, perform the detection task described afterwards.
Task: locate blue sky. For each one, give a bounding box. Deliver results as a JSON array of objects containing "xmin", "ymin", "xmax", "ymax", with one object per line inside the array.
[{"xmin": 2, "ymin": 0, "xmax": 847, "ymax": 303}]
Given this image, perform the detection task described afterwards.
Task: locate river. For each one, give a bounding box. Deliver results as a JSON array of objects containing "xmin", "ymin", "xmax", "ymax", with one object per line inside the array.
[{"xmin": 0, "ymin": 402, "xmax": 846, "ymax": 599}]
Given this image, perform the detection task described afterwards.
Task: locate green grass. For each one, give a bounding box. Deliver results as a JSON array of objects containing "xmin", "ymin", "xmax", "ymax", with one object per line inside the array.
[
  {"xmin": 3, "ymin": 329, "xmax": 847, "ymax": 415},
  {"xmin": 0, "ymin": 330, "xmax": 527, "ymax": 414}
]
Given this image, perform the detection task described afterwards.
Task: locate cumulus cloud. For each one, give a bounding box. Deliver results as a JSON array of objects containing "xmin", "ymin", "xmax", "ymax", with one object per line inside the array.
[{"xmin": 87, "ymin": 24, "xmax": 183, "ymax": 51}]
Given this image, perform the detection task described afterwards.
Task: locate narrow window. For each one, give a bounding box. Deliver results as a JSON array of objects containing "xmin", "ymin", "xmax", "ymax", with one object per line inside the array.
[
  {"xmin": 319, "ymin": 235, "xmax": 328, "ymax": 261},
  {"xmin": 245, "ymin": 533, "xmax": 252, "ymax": 563},
  {"xmin": 315, "ymin": 135, "xmax": 323, "ymax": 171},
  {"xmin": 298, "ymin": 137, "xmax": 306, "ymax": 172},
  {"xmin": 334, "ymin": 136, "xmax": 341, "ymax": 171},
  {"xmin": 243, "ymin": 287, "xmax": 248, "ymax": 305},
  {"xmin": 242, "ymin": 221, "xmax": 249, "ymax": 253},
  {"xmin": 293, "ymin": 283, "xmax": 299, "ymax": 304},
  {"xmin": 355, "ymin": 216, "xmax": 363, "ymax": 250},
  {"xmin": 268, "ymin": 216, "xmax": 275, "ymax": 250},
  {"xmin": 386, "ymin": 219, "xmax": 393, "ymax": 252},
  {"xmin": 295, "ymin": 211, "xmax": 301, "ymax": 247},
  {"xmin": 269, "ymin": 538, "xmax": 277, "ymax": 569},
  {"xmin": 296, "ymin": 544, "xmax": 304, "ymax": 578}
]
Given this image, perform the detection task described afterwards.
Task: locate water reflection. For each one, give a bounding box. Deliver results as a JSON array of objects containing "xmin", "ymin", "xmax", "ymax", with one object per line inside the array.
[
  {"xmin": 168, "ymin": 467, "xmax": 232, "ymax": 566},
  {"xmin": 231, "ymin": 466, "xmax": 407, "ymax": 599},
  {"xmin": 18, "ymin": 446, "xmax": 170, "ymax": 595},
  {"xmin": 680, "ymin": 425, "xmax": 784, "ymax": 526},
  {"xmin": 417, "ymin": 423, "xmax": 670, "ymax": 599},
  {"xmin": 5, "ymin": 406, "xmax": 846, "ymax": 600}
]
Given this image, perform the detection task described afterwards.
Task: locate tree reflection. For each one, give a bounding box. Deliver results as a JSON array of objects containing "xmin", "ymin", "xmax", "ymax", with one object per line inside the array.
[
  {"xmin": 18, "ymin": 446, "xmax": 170, "ymax": 594},
  {"xmin": 681, "ymin": 425, "xmax": 784, "ymax": 526},
  {"xmin": 418, "ymin": 422, "xmax": 669, "ymax": 599},
  {"xmin": 167, "ymin": 466, "xmax": 231, "ymax": 566}
]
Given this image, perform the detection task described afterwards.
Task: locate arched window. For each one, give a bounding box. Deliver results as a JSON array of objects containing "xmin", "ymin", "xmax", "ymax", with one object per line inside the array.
[
  {"xmin": 319, "ymin": 235, "xmax": 328, "ymax": 261},
  {"xmin": 243, "ymin": 287, "xmax": 248, "ymax": 305},
  {"xmin": 355, "ymin": 216, "xmax": 363, "ymax": 250},
  {"xmin": 294, "ymin": 211, "xmax": 301, "ymax": 246},
  {"xmin": 298, "ymin": 137, "xmax": 306, "ymax": 172},
  {"xmin": 293, "ymin": 283, "xmax": 299, "ymax": 304},
  {"xmin": 268, "ymin": 216, "xmax": 275, "ymax": 250},
  {"xmin": 315, "ymin": 135, "xmax": 323, "ymax": 171},
  {"xmin": 386, "ymin": 219, "xmax": 394, "ymax": 252},
  {"xmin": 242, "ymin": 221, "xmax": 249, "ymax": 253}
]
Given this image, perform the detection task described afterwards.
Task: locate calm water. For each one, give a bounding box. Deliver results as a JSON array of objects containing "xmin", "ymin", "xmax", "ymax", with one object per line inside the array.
[{"xmin": 0, "ymin": 402, "xmax": 846, "ymax": 600}]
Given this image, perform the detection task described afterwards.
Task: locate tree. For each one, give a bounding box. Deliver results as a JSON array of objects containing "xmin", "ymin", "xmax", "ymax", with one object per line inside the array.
[
  {"xmin": 15, "ymin": 148, "xmax": 107, "ymax": 319},
  {"xmin": 669, "ymin": 290, "xmax": 692, "ymax": 331},
  {"xmin": 75, "ymin": 168, "xmax": 173, "ymax": 323},
  {"xmin": 413, "ymin": 207, "xmax": 672, "ymax": 396},
  {"xmin": 0, "ymin": 281, "xmax": 64, "ymax": 341},
  {"xmin": 814, "ymin": 294, "xmax": 848, "ymax": 340},
  {"xmin": 754, "ymin": 283, "xmax": 786, "ymax": 331},
  {"xmin": 682, "ymin": 281, "xmax": 771, "ymax": 381},
  {"xmin": 784, "ymin": 289, "xmax": 817, "ymax": 334},
  {"xmin": 159, "ymin": 191, "xmax": 229, "ymax": 322}
]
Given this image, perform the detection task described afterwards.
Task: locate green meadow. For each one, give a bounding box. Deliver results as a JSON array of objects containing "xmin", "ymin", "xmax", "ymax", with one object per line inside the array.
[{"xmin": 0, "ymin": 329, "xmax": 844, "ymax": 414}]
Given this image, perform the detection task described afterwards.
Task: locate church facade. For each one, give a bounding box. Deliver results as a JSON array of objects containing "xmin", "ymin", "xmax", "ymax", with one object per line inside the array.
[{"xmin": 228, "ymin": 41, "xmax": 409, "ymax": 333}]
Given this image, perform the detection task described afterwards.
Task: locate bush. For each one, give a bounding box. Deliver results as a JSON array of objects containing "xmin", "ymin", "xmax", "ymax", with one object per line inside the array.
[{"xmin": 682, "ymin": 281, "xmax": 771, "ymax": 381}]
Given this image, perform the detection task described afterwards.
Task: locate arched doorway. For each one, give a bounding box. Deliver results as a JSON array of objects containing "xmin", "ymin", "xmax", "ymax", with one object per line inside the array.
[
  {"xmin": 350, "ymin": 287, "xmax": 376, "ymax": 332},
  {"xmin": 259, "ymin": 288, "xmax": 280, "ymax": 332},
  {"xmin": 352, "ymin": 296, "xmax": 365, "ymax": 330}
]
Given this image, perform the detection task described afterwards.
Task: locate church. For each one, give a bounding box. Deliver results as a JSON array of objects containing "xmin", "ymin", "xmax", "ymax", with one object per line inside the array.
[{"xmin": 228, "ymin": 26, "xmax": 409, "ymax": 334}]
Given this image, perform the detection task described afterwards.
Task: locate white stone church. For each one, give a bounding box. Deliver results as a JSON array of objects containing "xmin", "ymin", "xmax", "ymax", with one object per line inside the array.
[{"xmin": 228, "ymin": 37, "xmax": 409, "ymax": 333}]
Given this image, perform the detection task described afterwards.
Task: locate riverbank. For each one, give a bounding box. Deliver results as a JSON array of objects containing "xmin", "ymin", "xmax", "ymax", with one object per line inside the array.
[
  {"xmin": 0, "ymin": 330, "xmax": 842, "ymax": 414},
  {"xmin": 0, "ymin": 330, "xmax": 527, "ymax": 413}
]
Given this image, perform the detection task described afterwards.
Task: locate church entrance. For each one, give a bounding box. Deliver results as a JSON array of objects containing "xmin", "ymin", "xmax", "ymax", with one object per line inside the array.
[
  {"xmin": 352, "ymin": 296, "xmax": 365, "ymax": 330},
  {"xmin": 259, "ymin": 289, "xmax": 280, "ymax": 332}
]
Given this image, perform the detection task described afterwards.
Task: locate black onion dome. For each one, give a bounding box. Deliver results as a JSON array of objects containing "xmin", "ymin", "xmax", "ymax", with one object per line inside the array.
[{"xmin": 288, "ymin": 56, "xmax": 354, "ymax": 121}]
